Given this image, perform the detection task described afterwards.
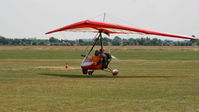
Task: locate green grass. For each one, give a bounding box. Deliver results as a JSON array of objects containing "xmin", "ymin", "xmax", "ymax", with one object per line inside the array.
[{"xmin": 0, "ymin": 47, "xmax": 199, "ymax": 112}]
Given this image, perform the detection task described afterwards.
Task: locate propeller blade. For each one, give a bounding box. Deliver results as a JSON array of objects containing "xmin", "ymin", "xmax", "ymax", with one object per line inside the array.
[{"xmin": 111, "ymin": 55, "xmax": 120, "ymax": 61}]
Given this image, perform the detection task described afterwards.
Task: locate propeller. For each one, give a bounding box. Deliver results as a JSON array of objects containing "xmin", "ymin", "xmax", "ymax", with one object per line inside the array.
[
  {"xmin": 111, "ymin": 55, "xmax": 120, "ymax": 61},
  {"xmin": 108, "ymin": 49, "xmax": 120, "ymax": 61}
]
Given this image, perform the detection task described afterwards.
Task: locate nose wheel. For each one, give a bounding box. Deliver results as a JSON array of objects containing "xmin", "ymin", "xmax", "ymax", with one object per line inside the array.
[
  {"xmin": 82, "ymin": 69, "xmax": 94, "ymax": 75},
  {"xmin": 87, "ymin": 69, "xmax": 94, "ymax": 75}
]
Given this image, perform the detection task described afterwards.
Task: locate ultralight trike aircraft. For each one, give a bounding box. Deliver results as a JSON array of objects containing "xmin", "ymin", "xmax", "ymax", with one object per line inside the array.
[{"xmin": 46, "ymin": 19, "xmax": 196, "ymax": 76}]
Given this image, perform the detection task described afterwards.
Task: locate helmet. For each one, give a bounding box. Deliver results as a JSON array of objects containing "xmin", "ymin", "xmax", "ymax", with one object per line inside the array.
[{"xmin": 95, "ymin": 50, "xmax": 100, "ymax": 56}]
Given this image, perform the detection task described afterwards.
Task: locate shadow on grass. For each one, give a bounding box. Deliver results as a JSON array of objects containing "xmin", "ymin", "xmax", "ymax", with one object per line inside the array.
[{"xmin": 39, "ymin": 73, "xmax": 178, "ymax": 79}]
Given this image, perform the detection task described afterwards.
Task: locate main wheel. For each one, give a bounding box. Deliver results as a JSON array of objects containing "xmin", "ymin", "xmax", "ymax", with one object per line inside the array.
[
  {"xmin": 82, "ymin": 69, "xmax": 88, "ymax": 74},
  {"xmin": 112, "ymin": 69, "xmax": 119, "ymax": 76}
]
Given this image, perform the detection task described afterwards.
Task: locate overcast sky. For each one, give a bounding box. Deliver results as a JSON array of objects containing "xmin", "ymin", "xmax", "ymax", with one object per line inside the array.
[{"xmin": 0, "ymin": 0, "xmax": 198, "ymax": 40}]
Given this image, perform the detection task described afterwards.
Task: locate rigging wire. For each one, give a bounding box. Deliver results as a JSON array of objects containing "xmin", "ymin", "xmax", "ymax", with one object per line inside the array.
[
  {"xmin": 87, "ymin": 13, "xmax": 106, "ymax": 21},
  {"xmin": 82, "ymin": 33, "xmax": 100, "ymax": 55}
]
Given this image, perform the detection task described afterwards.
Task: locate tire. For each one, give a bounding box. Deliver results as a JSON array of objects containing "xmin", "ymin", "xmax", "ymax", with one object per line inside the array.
[{"xmin": 82, "ymin": 69, "xmax": 88, "ymax": 74}]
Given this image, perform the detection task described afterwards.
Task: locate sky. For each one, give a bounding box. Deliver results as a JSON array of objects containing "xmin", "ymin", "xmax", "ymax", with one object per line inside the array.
[{"xmin": 0, "ymin": 0, "xmax": 198, "ymax": 40}]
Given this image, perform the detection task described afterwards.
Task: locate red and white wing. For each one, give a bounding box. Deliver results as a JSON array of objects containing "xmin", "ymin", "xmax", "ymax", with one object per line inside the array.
[{"xmin": 46, "ymin": 20, "xmax": 196, "ymax": 40}]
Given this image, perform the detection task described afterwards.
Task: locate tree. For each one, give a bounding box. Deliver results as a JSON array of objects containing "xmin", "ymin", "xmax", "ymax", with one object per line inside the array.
[
  {"xmin": 102, "ymin": 37, "xmax": 112, "ymax": 46},
  {"xmin": 0, "ymin": 36, "xmax": 9, "ymax": 45},
  {"xmin": 49, "ymin": 37, "xmax": 59, "ymax": 43},
  {"xmin": 122, "ymin": 39, "xmax": 129, "ymax": 46},
  {"xmin": 112, "ymin": 36, "xmax": 122, "ymax": 46}
]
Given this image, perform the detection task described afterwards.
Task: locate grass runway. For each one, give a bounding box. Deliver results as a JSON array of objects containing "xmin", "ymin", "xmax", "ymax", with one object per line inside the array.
[{"xmin": 0, "ymin": 46, "xmax": 199, "ymax": 112}]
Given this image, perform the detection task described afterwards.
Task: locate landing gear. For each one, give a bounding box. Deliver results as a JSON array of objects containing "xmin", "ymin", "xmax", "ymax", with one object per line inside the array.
[{"xmin": 82, "ymin": 69, "xmax": 94, "ymax": 75}]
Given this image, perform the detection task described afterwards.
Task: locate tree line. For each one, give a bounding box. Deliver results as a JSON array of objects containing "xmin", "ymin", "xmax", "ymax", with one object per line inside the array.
[{"xmin": 0, "ymin": 35, "xmax": 198, "ymax": 46}]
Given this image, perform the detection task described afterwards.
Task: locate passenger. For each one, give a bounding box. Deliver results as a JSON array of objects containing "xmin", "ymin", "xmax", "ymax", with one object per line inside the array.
[
  {"xmin": 103, "ymin": 52, "xmax": 112, "ymax": 68},
  {"xmin": 100, "ymin": 49, "xmax": 112, "ymax": 69}
]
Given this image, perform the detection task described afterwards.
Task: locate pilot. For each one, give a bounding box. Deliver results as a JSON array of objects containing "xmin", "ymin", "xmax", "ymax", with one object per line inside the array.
[{"xmin": 91, "ymin": 50, "xmax": 102, "ymax": 65}]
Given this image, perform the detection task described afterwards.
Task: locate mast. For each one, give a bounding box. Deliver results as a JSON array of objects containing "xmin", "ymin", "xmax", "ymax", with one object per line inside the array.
[
  {"xmin": 101, "ymin": 12, "xmax": 106, "ymax": 51},
  {"xmin": 103, "ymin": 12, "xmax": 106, "ymax": 22},
  {"xmin": 99, "ymin": 31, "xmax": 103, "ymax": 50}
]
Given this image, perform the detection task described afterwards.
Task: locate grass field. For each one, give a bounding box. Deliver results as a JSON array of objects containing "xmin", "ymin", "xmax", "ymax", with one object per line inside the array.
[{"xmin": 0, "ymin": 46, "xmax": 199, "ymax": 112}]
